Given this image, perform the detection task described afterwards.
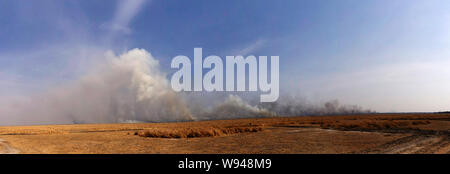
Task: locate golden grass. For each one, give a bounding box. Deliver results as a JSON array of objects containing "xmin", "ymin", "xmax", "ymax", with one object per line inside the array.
[
  {"xmin": 0, "ymin": 113, "xmax": 448, "ymax": 153},
  {"xmin": 319, "ymin": 120, "xmax": 431, "ymax": 131},
  {"xmin": 136, "ymin": 126, "xmax": 264, "ymax": 138},
  {"xmin": 254, "ymin": 113, "xmax": 449, "ymax": 135},
  {"xmin": 0, "ymin": 113, "xmax": 447, "ymax": 137}
]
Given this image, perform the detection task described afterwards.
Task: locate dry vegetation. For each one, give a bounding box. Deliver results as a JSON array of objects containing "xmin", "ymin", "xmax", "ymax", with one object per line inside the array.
[
  {"xmin": 0, "ymin": 113, "xmax": 448, "ymax": 154},
  {"xmin": 136, "ymin": 126, "xmax": 263, "ymax": 138},
  {"xmin": 320, "ymin": 120, "xmax": 432, "ymax": 132},
  {"xmin": 0, "ymin": 113, "xmax": 446, "ymax": 137},
  {"xmin": 268, "ymin": 113, "xmax": 449, "ymax": 135}
]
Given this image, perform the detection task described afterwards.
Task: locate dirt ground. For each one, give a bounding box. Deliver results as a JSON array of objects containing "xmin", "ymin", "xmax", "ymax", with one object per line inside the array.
[{"xmin": 0, "ymin": 113, "xmax": 448, "ymax": 154}]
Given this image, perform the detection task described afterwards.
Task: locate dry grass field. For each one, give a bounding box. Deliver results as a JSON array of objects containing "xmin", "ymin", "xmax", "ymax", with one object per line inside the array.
[{"xmin": 0, "ymin": 113, "xmax": 448, "ymax": 154}]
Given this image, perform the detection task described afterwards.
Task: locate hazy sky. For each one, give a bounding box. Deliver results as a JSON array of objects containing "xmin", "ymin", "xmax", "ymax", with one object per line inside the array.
[{"xmin": 1, "ymin": 0, "xmax": 450, "ymax": 112}]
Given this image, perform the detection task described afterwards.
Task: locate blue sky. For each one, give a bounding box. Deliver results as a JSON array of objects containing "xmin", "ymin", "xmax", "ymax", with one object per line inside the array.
[{"xmin": 1, "ymin": 0, "xmax": 450, "ymax": 112}]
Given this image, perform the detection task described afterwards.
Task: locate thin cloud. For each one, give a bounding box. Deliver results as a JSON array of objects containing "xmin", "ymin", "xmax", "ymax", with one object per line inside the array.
[
  {"xmin": 235, "ymin": 39, "xmax": 266, "ymax": 56},
  {"xmin": 102, "ymin": 0, "xmax": 148, "ymax": 34}
]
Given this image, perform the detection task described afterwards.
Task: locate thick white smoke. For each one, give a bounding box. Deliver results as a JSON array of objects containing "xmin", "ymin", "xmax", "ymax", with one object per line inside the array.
[
  {"xmin": 0, "ymin": 48, "xmax": 193, "ymax": 125},
  {"xmin": 200, "ymin": 95, "xmax": 273, "ymax": 120},
  {"xmin": 0, "ymin": 48, "xmax": 372, "ymax": 126}
]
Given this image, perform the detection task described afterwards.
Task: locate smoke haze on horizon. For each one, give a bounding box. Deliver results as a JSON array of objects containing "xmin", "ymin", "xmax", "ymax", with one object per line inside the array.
[
  {"xmin": 1, "ymin": 1, "xmax": 450, "ymax": 125},
  {"xmin": 0, "ymin": 48, "xmax": 372, "ymax": 125}
]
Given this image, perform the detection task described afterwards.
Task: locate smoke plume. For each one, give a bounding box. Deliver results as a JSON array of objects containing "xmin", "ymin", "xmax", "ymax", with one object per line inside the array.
[
  {"xmin": 0, "ymin": 48, "xmax": 372, "ymax": 125},
  {"xmin": 0, "ymin": 48, "xmax": 193, "ymax": 125}
]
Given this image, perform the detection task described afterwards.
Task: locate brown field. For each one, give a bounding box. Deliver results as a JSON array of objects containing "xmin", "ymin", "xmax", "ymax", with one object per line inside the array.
[{"xmin": 0, "ymin": 113, "xmax": 448, "ymax": 154}]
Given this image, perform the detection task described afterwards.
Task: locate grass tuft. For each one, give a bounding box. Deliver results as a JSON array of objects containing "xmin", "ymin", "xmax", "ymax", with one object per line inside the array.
[{"xmin": 136, "ymin": 126, "xmax": 264, "ymax": 138}]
